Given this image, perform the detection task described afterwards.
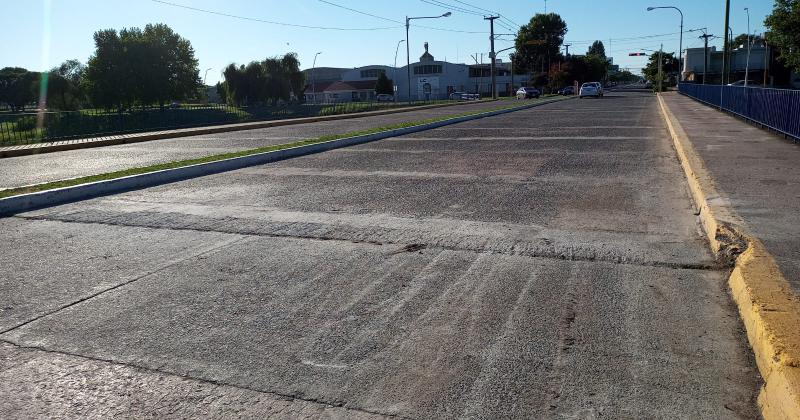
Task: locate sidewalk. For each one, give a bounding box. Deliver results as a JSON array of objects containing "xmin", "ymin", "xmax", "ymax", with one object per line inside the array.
[{"xmin": 661, "ymin": 91, "xmax": 800, "ymax": 295}]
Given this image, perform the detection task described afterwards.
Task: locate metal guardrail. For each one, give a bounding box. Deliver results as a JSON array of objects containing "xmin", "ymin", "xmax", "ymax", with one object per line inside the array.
[
  {"xmin": 0, "ymin": 100, "xmax": 451, "ymax": 146},
  {"xmin": 678, "ymin": 83, "xmax": 800, "ymax": 141}
]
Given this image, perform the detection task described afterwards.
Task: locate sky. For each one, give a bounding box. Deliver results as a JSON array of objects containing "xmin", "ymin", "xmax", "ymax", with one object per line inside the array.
[{"xmin": 0, "ymin": 0, "xmax": 775, "ymax": 84}]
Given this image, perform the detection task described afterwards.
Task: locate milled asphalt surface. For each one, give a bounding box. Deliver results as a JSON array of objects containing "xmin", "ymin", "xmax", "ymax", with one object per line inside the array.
[
  {"xmin": 0, "ymin": 100, "xmax": 518, "ymax": 189},
  {"xmin": 0, "ymin": 90, "xmax": 760, "ymax": 419},
  {"xmin": 663, "ymin": 92, "xmax": 800, "ymax": 295}
]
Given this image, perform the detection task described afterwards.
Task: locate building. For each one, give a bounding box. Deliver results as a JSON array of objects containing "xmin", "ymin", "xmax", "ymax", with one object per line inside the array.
[
  {"xmin": 303, "ymin": 43, "xmax": 531, "ymax": 102},
  {"xmin": 682, "ymin": 43, "xmax": 799, "ymax": 88}
]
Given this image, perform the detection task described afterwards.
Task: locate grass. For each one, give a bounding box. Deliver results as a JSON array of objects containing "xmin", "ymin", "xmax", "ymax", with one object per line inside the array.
[{"xmin": 0, "ymin": 96, "xmax": 567, "ymax": 200}]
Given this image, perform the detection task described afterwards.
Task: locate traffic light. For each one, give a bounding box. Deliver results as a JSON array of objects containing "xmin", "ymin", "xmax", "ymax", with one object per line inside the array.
[{"xmin": 629, "ymin": 52, "xmax": 647, "ymax": 56}]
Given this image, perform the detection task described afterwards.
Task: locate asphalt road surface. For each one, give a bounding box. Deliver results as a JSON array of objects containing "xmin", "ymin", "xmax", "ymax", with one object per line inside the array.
[
  {"xmin": 0, "ymin": 100, "xmax": 517, "ymax": 189},
  {"xmin": 0, "ymin": 89, "xmax": 760, "ymax": 419}
]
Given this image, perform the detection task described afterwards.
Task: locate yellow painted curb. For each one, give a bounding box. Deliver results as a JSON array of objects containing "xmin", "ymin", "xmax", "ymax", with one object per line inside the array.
[{"xmin": 658, "ymin": 93, "xmax": 800, "ymax": 419}]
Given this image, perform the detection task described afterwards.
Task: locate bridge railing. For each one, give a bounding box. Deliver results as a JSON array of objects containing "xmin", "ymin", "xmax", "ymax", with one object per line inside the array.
[{"xmin": 678, "ymin": 83, "xmax": 800, "ymax": 141}]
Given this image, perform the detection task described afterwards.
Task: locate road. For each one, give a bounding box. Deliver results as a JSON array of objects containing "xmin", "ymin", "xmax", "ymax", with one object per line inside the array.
[
  {"xmin": 0, "ymin": 89, "xmax": 760, "ymax": 419},
  {"xmin": 0, "ymin": 100, "xmax": 515, "ymax": 189}
]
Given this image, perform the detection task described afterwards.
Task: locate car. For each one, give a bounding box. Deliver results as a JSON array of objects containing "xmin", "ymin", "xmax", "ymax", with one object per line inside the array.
[
  {"xmin": 558, "ymin": 86, "xmax": 575, "ymax": 95},
  {"xmin": 579, "ymin": 82, "xmax": 601, "ymax": 98},
  {"xmin": 449, "ymin": 92, "xmax": 480, "ymax": 101},
  {"xmin": 727, "ymin": 80, "xmax": 761, "ymax": 87},
  {"xmin": 376, "ymin": 94, "xmax": 394, "ymax": 102},
  {"xmin": 516, "ymin": 87, "xmax": 540, "ymax": 99},
  {"xmin": 591, "ymin": 82, "xmax": 604, "ymax": 96}
]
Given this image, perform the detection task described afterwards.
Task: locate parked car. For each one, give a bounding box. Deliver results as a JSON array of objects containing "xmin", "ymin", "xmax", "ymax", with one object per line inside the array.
[
  {"xmin": 727, "ymin": 80, "xmax": 761, "ymax": 87},
  {"xmin": 516, "ymin": 87, "xmax": 540, "ymax": 99},
  {"xmin": 376, "ymin": 94, "xmax": 394, "ymax": 102},
  {"xmin": 579, "ymin": 82, "xmax": 601, "ymax": 98},
  {"xmin": 449, "ymin": 92, "xmax": 480, "ymax": 101},
  {"xmin": 558, "ymin": 86, "xmax": 575, "ymax": 95}
]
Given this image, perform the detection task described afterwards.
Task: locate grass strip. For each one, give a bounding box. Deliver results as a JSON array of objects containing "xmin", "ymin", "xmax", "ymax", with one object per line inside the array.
[{"xmin": 0, "ymin": 97, "xmax": 565, "ymax": 199}]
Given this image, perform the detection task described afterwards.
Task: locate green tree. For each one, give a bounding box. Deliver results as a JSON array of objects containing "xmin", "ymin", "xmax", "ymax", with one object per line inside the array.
[
  {"xmin": 514, "ymin": 13, "xmax": 567, "ymax": 75},
  {"xmin": 765, "ymin": 0, "xmax": 800, "ymax": 72},
  {"xmin": 0, "ymin": 67, "xmax": 38, "ymax": 111},
  {"xmin": 43, "ymin": 59, "xmax": 86, "ymax": 110},
  {"xmin": 84, "ymin": 24, "xmax": 200, "ymax": 110},
  {"xmin": 550, "ymin": 55, "xmax": 608, "ymax": 88},
  {"xmin": 375, "ymin": 72, "xmax": 393, "ymax": 95},
  {"xmin": 643, "ymin": 52, "xmax": 680, "ymax": 90},
  {"xmin": 587, "ymin": 40, "xmax": 607, "ymax": 59},
  {"xmin": 219, "ymin": 53, "xmax": 305, "ymax": 106},
  {"xmin": 729, "ymin": 33, "xmax": 765, "ymax": 50}
]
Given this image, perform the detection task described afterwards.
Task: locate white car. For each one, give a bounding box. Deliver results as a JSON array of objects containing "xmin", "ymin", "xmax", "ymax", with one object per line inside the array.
[{"xmin": 579, "ymin": 82, "xmax": 601, "ymax": 98}]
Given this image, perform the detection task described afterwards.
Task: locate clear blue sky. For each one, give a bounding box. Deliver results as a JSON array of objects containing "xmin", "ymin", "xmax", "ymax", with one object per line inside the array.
[{"xmin": 1, "ymin": 0, "xmax": 775, "ymax": 83}]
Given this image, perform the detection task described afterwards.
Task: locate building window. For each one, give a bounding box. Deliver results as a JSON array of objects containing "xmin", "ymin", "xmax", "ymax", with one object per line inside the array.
[
  {"xmin": 360, "ymin": 68, "xmax": 386, "ymax": 78},
  {"xmin": 469, "ymin": 67, "xmax": 491, "ymax": 78},
  {"xmin": 414, "ymin": 64, "xmax": 442, "ymax": 75}
]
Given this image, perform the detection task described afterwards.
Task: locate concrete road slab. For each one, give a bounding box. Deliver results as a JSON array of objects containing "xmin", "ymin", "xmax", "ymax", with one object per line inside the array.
[
  {"xmin": 0, "ymin": 217, "xmax": 241, "ymax": 332},
  {"xmin": 2, "ymin": 235, "xmax": 758, "ymax": 419}
]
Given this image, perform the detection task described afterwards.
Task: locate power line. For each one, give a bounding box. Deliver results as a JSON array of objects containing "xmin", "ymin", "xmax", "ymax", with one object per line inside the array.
[
  {"xmin": 318, "ymin": 0, "xmax": 487, "ymax": 34},
  {"xmin": 420, "ymin": 0, "xmax": 483, "ymax": 16},
  {"xmin": 317, "ymin": 0, "xmax": 401, "ymax": 24},
  {"xmin": 150, "ymin": 0, "xmax": 400, "ymax": 31}
]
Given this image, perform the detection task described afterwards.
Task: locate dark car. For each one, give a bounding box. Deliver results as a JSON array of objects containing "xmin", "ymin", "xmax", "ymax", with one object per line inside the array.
[
  {"xmin": 516, "ymin": 87, "xmax": 540, "ymax": 99},
  {"xmin": 558, "ymin": 86, "xmax": 575, "ymax": 95}
]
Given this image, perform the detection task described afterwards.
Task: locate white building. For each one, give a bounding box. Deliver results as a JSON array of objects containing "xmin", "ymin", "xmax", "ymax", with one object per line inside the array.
[{"xmin": 304, "ymin": 43, "xmax": 531, "ymax": 102}]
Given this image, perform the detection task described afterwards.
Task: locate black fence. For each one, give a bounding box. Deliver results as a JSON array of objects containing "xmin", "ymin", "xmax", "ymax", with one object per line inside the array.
[
  {"xmin": 678, "ymin": 83, "xmax": 800, "ymax": 141},
  {"xmin": 0, "ymin": 100, "xmax": 452, "ymax": 146}
]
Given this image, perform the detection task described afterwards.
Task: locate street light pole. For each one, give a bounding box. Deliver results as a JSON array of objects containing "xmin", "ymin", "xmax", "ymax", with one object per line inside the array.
[
  {"xmin": 647, "ymin": 6, "xmax": 683, "ymax": 81},
  {"xmin": 203, "ymin": 68, "xmax": 212, "ymax": 85},
  {"xmin": 311, "ymin": 51, "xmax": 322, "ymax": 104},
  {"xmin": 394, "ymin": 40, "xmax": 405, "ymax": 97},
  {"xmin": 485, "ymin": 16, "xmax": 500, "ymax": 99},
  {"xmin": 406, "ymin": 12, "xmax": 451, "ymax": 103},
  {"xmin": 744, "ymin": 7, "xmax": 751, "ymax": 87}
]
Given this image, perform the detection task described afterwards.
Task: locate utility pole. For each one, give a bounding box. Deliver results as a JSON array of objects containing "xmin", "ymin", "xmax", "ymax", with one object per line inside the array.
[
  {"xmin": 485, "ymin": 16, "xmax": 500, "ymax": 99},
  {"xmin": 722, "ymin": 0, "xmax": 731, "ymax": 86},
  {"xmin": 744, "ymin": 7, "xmax": 751, "ymax": 87},
  {"xmin": 699, "ymin": 33, "xmax": 714, "ymax": 84},
  {"xmin": 564, "ymin": 43, "xmax": 571, "ymax": 57},
  {"xmin": 658, "ymin": 44, "xmax": 663, "ymax": 92}
]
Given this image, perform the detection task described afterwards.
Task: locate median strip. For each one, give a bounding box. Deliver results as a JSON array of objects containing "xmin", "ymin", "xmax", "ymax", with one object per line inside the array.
[
  {"xmin": 658, "ymin": 93, "xmax": 800, "ymax": 420},
  {"xmin": 0, "ymin": 96, "xmax": 570, "ymax": 215}
]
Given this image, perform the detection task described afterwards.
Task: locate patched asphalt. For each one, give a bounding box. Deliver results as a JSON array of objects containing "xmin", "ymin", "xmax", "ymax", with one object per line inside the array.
[{"xmin": 0, "ymin": 90, "xmax": 760, "ymax": 419}]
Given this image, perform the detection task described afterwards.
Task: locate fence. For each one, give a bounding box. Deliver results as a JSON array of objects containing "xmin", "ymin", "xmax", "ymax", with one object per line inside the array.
[
  {"xmin": 678, "ymin": 83, "xmax": 800, "ymax": 141},
  {"xmin": 0, "ymin": 99, "xmax": 452, "ymax": 146}
]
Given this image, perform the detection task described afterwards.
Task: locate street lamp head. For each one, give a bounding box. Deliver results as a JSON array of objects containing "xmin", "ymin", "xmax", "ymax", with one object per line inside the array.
[
  {"xmin": 441, "ymin": 12, "xmax": 452, "ymax": 17},
  {"xmin": 647, "ymin": 7, "xmax": 656, "ymax": 11}
]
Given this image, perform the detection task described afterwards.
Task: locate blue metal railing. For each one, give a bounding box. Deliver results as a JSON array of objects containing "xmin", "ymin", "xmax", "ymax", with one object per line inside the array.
[{"xmin": 678, "ymin": 83, "xmax": 800, "ymax": 141}]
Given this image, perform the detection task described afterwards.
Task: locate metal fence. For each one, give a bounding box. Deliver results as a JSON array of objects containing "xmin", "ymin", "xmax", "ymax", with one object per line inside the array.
[
  {"xmin": 678, "ymin": 83, "xmax": 800, "ymax": 141},
  {"xmin": 0, "ymin": 100, "xmax": 453, "ymax": 146}
]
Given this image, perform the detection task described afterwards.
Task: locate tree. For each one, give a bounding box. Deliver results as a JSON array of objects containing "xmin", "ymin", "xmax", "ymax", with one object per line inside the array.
[
  {"xmin": 219, "ymin": 53, "xmax": 305, "ymax": 106},
  {"xmin": 375, "ymin": 72, "xmax": 393, "ymax": 95},
  {"xmin": 0, "ymin": 67, "xmax": 37, "ymax": 111},
  {"xmin": 729, "ymin": 33, "xmax": 765, "ymax": 50},
  {"xmin": 765, "ymin": 0, "xmax": 800, "ymax": 72},
  {"xmin": 84, "ymin": 24, "xmax": 200, "ymax": 110},
  {"xmin": 550, "ymin": 55, "xmax": 608, "ymax": 88},
  {"xmin": 643, "ymin": 52, "xmax": 680, "ymax": 90},
  {"xmin": 514, "ymin": 13, "xmax": 567, "ymax": 76},
  {"xmin": 43, "ymin": 59, "xmax": 86, "ymax": 110},
  {"xmin": 587, "ymin": 40, "xmax": 607, "ymax": 59}
]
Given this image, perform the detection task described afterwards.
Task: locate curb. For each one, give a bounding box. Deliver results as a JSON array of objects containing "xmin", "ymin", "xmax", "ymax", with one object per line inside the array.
[
  {"xmin": 0, "ymin": 99, "xmax": 500, "ymax": 158},
  {"xmin": 0, "ymin": 97, "xmax": 569, "ymax": 217},
  {"xmin": 658, "ymin": 93, "xmax": 800, "ymax": 420}
]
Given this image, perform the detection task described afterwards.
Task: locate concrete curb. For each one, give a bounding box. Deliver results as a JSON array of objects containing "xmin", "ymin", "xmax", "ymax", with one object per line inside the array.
[
  {"xmin": 0, "ymin": 97, "xmax": 570, "ymax": 217},
  {"xmin": 658, "ymin": 93, "xmax": 800, "ymax": 420},
  {"xmin": 0, "ymin": 99, "xmax": 500, "ymax": 158}
]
